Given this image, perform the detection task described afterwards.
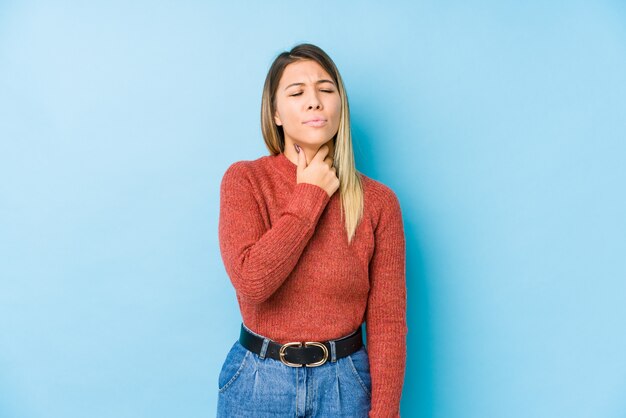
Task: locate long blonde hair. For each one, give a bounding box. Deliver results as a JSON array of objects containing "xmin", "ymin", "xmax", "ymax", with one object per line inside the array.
[{"xmin": 260, "ymin": 43, "xmax": 364, "ymax": 244}]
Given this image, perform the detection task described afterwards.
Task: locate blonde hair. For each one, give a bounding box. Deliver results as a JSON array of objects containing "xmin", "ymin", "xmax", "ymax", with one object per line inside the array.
[{"xmin": 260, "ymin": 43, "xmax": 364, "ymax": 244}]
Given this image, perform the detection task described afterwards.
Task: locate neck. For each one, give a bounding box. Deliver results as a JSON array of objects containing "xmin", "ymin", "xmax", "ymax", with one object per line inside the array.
[{"xmin": 283, "ymin": 138, "xmax": 335, "ymax": 165}]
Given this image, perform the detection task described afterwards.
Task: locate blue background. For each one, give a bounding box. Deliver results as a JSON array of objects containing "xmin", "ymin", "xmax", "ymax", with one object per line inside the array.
[{"xmin": 1, "ymin": 1, "xmax": 625, "ymax": 417}]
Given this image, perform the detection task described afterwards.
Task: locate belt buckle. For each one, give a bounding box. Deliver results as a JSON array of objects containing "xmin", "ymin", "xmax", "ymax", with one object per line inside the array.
[{"xmin": 279, "ymin": 341, "xmax": 329, "ymax": 367}]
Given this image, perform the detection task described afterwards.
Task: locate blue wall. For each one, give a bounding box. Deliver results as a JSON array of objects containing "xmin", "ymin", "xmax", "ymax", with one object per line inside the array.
[{"xmin": 1, "ymin": 1, "xmax": 625, "ymax": 417}]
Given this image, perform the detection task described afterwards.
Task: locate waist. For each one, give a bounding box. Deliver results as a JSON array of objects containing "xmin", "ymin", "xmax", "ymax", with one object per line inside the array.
[{"xmin": 239, "ymin": 322, "xmax": 364, "ymax": 367}]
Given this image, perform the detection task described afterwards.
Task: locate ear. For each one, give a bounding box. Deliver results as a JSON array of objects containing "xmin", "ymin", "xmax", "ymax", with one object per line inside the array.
[{"xmin": 274, "ymin": 111, "xmax": 283, "ymax": 126}]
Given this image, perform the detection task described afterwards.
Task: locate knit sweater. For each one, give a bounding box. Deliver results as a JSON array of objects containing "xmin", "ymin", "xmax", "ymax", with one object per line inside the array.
[{"xmin": 218, "ymin": 151, "xmax": 408, "ymax": 417}]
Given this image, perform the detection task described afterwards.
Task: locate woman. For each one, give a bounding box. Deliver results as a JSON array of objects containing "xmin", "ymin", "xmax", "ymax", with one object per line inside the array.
[{"xmin": 217, "ymin": 43, "xmax": 407, "ymax": 417}]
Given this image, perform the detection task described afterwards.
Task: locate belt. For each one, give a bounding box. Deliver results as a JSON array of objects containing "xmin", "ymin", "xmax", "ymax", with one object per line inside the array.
[{"xmin": 239, "ymin": 323, "xmax": 363, "ymax": 367}]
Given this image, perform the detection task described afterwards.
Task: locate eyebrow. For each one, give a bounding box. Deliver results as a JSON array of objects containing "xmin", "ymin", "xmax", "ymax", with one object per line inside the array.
[{"xmin": 284, "ymin": 79, "xmax": 335, "ymax": 91}]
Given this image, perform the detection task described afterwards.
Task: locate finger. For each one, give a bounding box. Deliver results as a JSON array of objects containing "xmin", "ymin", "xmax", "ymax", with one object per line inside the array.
[{"xmin": 296, "ymin": 144, "xmax": 307, "ymax": 172}]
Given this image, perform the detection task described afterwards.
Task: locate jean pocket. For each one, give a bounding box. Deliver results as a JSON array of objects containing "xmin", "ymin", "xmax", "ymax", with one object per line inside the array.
[
  {"xmin": 346, "ymin": 346, "xmax": 372, "ymax": 398},
  {"xmin": 218, "ymin": 341, "xmax": 250, "ymax": 393}
]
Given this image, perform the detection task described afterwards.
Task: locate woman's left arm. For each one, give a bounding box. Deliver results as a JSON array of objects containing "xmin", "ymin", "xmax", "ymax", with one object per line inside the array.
[{"xmin": 365, "ymin": 186, "xmax": 408, "ymax": 418}]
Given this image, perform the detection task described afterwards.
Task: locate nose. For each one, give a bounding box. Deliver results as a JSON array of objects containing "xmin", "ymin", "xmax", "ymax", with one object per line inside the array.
[{"xmin": 307, "ymin": 92, "xmax": 323, "ymax": 110}]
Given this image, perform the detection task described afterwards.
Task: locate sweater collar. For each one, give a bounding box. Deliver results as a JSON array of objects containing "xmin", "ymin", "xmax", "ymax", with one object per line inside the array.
[{"xmin": 271, "ymin": 152, "xmax": 297, "ymax": 182}]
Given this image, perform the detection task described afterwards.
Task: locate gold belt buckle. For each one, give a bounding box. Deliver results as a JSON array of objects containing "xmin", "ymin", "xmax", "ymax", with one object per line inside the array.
[{"xmin": 279, "ymin": 341, "xmax": 329, "ymax": 367}]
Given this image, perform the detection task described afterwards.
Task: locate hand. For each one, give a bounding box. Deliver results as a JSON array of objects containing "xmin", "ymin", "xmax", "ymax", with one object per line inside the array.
[{"xmin": 295, "ymin": 144, "xmax": 340, "ymax": 198}]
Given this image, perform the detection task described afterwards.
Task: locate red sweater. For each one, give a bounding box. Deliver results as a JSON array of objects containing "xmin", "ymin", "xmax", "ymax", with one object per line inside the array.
[{"xmin": 218, "ymin": 152, "xmax": 408, "ymax": 417}]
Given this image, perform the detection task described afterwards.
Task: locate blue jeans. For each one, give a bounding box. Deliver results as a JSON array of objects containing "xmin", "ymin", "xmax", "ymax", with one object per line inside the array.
[{"xmin": 216, "ymin": 324, "xmax": 372, "ymax": 417}]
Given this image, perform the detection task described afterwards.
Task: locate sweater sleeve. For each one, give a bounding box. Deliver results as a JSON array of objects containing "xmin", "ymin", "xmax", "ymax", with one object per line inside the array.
[
  {"xmin": 218, "ymin": 161, "xmax": 331, "ymax": 304},
  {"xmin": 365, "ymin": 186, "xmax": 408, "ymax": 418}
]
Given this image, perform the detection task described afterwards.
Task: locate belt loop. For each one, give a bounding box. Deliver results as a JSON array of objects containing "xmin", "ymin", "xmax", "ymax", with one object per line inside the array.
[
  {"xmin": 259, "ymin": 337, "xmax": 270, "ymax": 359},
  {"xmin": 329, "ymin": 340, "xmax": 337, "ymax": 363}
]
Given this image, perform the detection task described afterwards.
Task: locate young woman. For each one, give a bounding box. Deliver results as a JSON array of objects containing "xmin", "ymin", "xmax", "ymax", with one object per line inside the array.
[{"xmin": 217, "ymin": 43, "xmax": 407, "ymax": 417}]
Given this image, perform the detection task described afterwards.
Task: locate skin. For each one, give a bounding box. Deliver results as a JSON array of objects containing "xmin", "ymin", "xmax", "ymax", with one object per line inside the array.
[{"xmin": 274, "ymin": 59, "xmax": 341, "ymax": 197}]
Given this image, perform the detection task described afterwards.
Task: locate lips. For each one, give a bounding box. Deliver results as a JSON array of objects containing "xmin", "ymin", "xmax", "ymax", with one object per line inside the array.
[{"xmin": 303, "ymin": 118, "xmax": 328, "ymax": 127}]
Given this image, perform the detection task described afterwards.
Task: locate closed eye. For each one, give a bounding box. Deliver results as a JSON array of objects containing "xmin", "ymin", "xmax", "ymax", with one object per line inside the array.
[{"xmin": 290, "ymin": 90, "xmax": 335, "ymax": 97}]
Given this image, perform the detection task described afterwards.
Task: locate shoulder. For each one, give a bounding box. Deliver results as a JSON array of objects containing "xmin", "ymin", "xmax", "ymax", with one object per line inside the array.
[
  {"xmin": 361, "ymin": 175, "xmax": 404, "ymax": 239},
  {"xmin": 221, "ymin": 155, "xmax": 272, "ymax": 184},
  {"xmin": 359, "ymin": 173, "xmax": 404, "ymax": 233},
  {"xmin": 360, "ymin": 172, "xmax": 401, "ymax": 209}
]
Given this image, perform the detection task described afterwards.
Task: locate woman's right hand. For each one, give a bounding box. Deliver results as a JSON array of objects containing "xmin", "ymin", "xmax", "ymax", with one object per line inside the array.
[{"xmin": 296, "ymin": 144, "xmax": 340, "ymax": 198}]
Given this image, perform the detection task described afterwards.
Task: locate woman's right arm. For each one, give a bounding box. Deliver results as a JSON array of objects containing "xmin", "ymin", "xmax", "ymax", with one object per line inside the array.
[{"xmin": 218, "ymin": 161, "xmax": 330, "ymax": 304}]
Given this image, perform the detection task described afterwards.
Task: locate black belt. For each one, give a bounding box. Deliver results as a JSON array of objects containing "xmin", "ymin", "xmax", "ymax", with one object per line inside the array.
[{"xmin": 239, "ymin": 322, "xmax": 363, "ymax": 367}]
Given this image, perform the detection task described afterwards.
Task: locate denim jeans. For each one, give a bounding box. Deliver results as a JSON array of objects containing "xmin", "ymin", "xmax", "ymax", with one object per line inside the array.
[{"xmin": 216, "ymin": 324, "xmax": 372, "ymax": 417}]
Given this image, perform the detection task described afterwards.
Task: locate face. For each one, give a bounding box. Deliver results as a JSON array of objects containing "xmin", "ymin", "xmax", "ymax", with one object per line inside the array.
[{"xmin": 273, "ymin": 60, "xmax": 341, "ymax": 148}]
